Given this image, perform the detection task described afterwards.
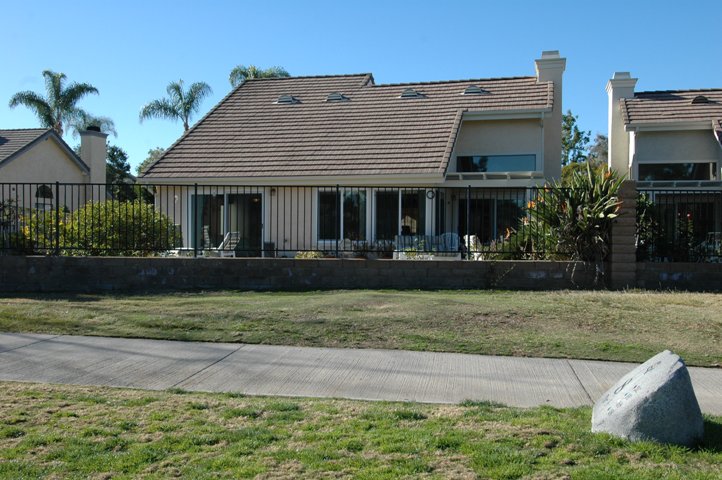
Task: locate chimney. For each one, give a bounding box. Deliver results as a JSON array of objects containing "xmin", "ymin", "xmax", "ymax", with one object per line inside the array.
[
  {"xmin": 606, "ymin": 72, "xmax": 638, "ymax": 175},
  {"xmin": 80, "ymin": 126, "xmax": 108, "ymax": 201},
  {"xmin": 535, "ymin": 50, "xmax": 566, "ymax": 181}
]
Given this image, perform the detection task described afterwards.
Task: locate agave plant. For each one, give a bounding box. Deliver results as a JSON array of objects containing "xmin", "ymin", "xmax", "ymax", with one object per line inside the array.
[{"xmin": 529, "ymin": 163, "xmax": 624, "ymax": 264}]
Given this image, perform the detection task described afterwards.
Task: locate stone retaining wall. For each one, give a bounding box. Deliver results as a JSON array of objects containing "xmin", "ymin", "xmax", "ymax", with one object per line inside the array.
[
  {"xmin": 0, "ymin": 256, "xmax": 598, "ymax": 293},
  {"xmin": 636, "ymin": 262, "xmax": 722, "ymax": 291}
]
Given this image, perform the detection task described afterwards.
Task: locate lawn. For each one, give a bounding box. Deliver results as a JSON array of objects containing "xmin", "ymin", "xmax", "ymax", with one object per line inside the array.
[
  {"xmin": 0, "ymin": 290, "xmax": 720, "ymax": 367},
  {"xmin": 1, "ymin": 382, "xmax": 720, "ymax": 479}
]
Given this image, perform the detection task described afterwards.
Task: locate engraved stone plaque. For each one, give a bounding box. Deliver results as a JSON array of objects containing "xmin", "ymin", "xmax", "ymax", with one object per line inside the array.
[{"xmin": 591, "ymin": 350, "xmax": 704, "ymax": 446}]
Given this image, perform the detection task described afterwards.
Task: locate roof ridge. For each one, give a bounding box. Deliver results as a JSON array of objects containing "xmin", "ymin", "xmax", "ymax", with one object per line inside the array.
[
  {"xmin": 634, "ymin": 88, "xmax": 722, "ymax": 96},
  {"xmin": 243, "ymin": 73, "xmax": 373, "ymax": 81},
  {"xmin": 373, "ymin": 76, "xmax": 538, "ymax": 87},
  {"xmin": 0, "ymin": 127, "xmax": 51, "ymax": 132}
]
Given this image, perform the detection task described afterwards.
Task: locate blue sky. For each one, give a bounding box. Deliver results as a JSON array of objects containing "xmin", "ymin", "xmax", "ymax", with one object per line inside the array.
[{"xmin": 1, "ymin": 0, "xmax": 720, "ymax": 172}]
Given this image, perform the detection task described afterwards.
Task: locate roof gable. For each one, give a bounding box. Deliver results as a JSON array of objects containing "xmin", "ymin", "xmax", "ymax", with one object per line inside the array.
[
  {"xmin": 0, "ymin": 128, "xmax": 89, "ymax": 173},
  {"xmin": 142, "ymin": 74, "xmax": 553, "ymax": 180},
  {"xmin": 621, "ymin": 89, "xmax": 722, "ymax": 126}
]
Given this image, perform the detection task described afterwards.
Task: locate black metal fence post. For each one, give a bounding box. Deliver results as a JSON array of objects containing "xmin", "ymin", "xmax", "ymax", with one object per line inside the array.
[
  {"xmin": 335, "ymin": 184, "xmax": 340, "ymax": 258},
  {"xmin": 466, "ymin": 184, "xmax": 471, "ymax": 260},
  {"xmin": 54, "ymin": 181, "xmax": 60, "ymax": 255},
  {"xmin": 193, "ymin": 183, "xmax": 198, "ymax": 258}
]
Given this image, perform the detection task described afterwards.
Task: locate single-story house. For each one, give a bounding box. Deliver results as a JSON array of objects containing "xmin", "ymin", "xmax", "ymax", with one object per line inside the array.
[
  {"xmin": 0, "ymin": 127, "xmax": 107, "ymax": 210},
  {"xmin": 140, "ymin": 51, "xmax": 566, "ymax": 257}
]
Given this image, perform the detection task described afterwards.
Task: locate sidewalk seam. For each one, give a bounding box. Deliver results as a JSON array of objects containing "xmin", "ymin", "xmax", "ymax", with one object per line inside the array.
[
  {"xmin": 0, "ymin": 335, "xmax": 62, "ymax": 354},
  {"xmin": 170, "ymin": 344, "xmax": 245, "ymax": 388},
  {"xmin": 567, "ymin": 360, "xmax": 594, "ymax": 404}
]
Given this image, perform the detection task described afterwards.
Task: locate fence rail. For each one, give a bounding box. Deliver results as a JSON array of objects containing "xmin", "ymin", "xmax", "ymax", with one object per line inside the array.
[
  {"xmin": 637, "ymin": 189, "xmax": 722, "ymax": 262},
  {"xmin": 1, "ymin": 182, "xmax": 571, "ymax": 260}
]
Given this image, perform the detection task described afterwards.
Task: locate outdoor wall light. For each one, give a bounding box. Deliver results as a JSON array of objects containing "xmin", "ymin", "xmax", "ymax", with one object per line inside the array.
[{"xmin": 270, "ymin": 188, "xmax": 277, "ymax": 196}]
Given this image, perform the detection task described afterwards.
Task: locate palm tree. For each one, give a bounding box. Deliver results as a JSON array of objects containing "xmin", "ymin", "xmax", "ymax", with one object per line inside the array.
[
  {"xmin": 229, "ymin": 65, "xmax": 290, "ymax": 88},
  {"xmin": 68, "ymin": 112, "xmax": 117, "ymax": 138},
  {"xmin": 8, "ymin": 70, "xmax": 99, "ymax": 137},
  {"xmin": 139, "ymin": 80, "xmax": 212, "ymax": 132}
]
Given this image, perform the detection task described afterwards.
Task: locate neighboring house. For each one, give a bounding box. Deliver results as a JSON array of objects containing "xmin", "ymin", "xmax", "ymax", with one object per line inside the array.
[
  {"xmin": 607, "ymin": 72, "xmax": 722, "ymax": 184},
  {"xmin": 0, "ymin": 127, "xmax": 107, "ymax": 210},
  {"xmin": 140, "ymin": 51, "xmax": 566, "ymax": 256},
  {"xmin": 607, "ymin": 73, "xmax": 722, "ymax": 260}
]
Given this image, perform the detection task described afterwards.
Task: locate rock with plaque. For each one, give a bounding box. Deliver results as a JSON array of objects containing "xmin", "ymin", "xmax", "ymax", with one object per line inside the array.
[{"xmin": 591, "ymin": 350, "xmax": 704, "ymax": 446}]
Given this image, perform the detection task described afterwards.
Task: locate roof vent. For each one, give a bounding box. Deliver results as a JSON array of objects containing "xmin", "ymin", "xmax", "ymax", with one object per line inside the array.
[
  {"xmin": 462, "ymin": 85, "xmax": 486, "ymax": 95},
  {"xmin": 275, "ymin": 94, "xmax": 300, "ymax": 105},
  {"xmin": 400, "ymin": 88, "xmax": 425, "ymax": 99},
  {"xmin": 326, "ymin": 92, "xmax": 349, "ymax": 102},
  {"xmin": 691, "ymin": 95, "xmax": 710, "ymax": 104}
]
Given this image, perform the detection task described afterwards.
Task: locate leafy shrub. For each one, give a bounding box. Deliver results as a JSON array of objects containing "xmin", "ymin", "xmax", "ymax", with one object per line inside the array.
[
  {"xmin": 295, "ymin": 250, "xmax": 324, "ymax": 259},
  {"xmin": 502, "ymin": 163, "xmax": 624, "ymax": 265},
  {"xmin": 63, "ymin": 201, "xmax": 180, "ymax": 256}
]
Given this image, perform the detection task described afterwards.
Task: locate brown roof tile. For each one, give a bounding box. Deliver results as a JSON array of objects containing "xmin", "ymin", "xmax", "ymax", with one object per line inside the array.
[
  {"xmin": 0, "ymin": 128, "xmax": 51, "ymax": 164},
  {"xmin": 621, "ymin": 89, "xmax": 722, "ymax": 126},
  {"xmin": 142, "ymin": 74, "xmax": 553, "ymax": 180}
]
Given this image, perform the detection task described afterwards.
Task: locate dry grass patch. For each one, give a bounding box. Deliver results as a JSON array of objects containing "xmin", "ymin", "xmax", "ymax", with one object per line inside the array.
[{"xmin": 0, "ymin": 289, "xmax": 720, "ymax": 366}]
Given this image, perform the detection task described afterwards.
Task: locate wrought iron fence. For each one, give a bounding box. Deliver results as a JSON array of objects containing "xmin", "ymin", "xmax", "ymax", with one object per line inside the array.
[
  {"xmin": 637, "ymin": 189, "xmax": 722, "ymax": 262},
  {"xmin": 0, "ymin": 182, "xmax": 572, "ymax": 260}
]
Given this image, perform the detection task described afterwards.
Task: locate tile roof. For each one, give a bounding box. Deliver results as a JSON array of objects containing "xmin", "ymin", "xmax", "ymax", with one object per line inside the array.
[
  {"xmin": 0, "ymin": 128, "xmax": 51, "ymax": 164},
  {"xmin": 621, "ymin": 89, "xmax": 722, "ymax": 126},
  {"xmin": 142, "ymin": 74, "xmax": 553, "ymax": 180}
]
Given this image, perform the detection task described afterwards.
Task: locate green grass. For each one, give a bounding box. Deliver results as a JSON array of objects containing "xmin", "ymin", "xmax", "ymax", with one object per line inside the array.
[
  {"xmin": 0, "ymin": 290, "xmax": 721, "ymax": 366},
  {"xmin": 0, "ymin": 382, "xmax": 720, "ymax": 479}
]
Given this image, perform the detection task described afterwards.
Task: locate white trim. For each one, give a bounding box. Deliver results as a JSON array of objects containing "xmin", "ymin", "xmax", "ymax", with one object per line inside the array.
[
  {"xmin": 462, "ymin": 109, "xmax": 549, "ymax": 121},
  {"xmin": 626, "ymin": 121, "xmax": 712, "ymax": 132},
  {"xmin": 139, "ymin": 173, "xmax": 445, "ymax": 186}
]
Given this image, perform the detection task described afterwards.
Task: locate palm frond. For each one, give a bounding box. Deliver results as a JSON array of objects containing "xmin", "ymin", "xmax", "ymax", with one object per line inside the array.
[
  {"xmin": 8, "ymin": 91, "xmax": 54, "ymax": 128},
  {"xmin": 68, "ymin": 112, "xmax": 117, "ymax": 138},
  {"xmin": 59, "ymin": 82, "xmax": 99, "ymax": 112},
  {"xmin": 263, "ymin": 66, "xmax": 290, "ymax": 78},
  {"xmin": 42, "ymin": 70, "xmax": 65, "ymax": 108},
  {"xmin": 139, "ymin": 99, "xmax": 180, "ymax": 123},
  {"xmin": 185, "ymin": 82, "xmax": 212, "ymax": 117}
]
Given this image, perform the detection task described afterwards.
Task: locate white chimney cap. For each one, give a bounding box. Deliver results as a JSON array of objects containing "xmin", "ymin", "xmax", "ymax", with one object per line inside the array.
[
  {"xmin": 612, "ymin": 72, "xmax": 632, "ymax": 79},
  {"xmin": 541, "ymin": 50, "xmax": 560, "ymax": 59}
]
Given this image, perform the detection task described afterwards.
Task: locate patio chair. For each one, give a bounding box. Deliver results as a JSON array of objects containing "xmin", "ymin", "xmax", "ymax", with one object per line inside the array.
[
  {"xmin": 216, "ymin": 231, "xmax": 242, "ymax": 257},
  {"xmin": 463, "ymin": 234, "xmax": 483, "ymax": 260},
  {"xmin": 437, "ymin": 232, "xmax": 461, "ymax": 259}
]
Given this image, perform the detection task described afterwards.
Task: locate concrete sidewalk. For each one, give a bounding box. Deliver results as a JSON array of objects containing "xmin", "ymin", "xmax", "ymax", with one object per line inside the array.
[{"xmin": 1, "ymin": 333, "xmax": 720, "ymax": 414}]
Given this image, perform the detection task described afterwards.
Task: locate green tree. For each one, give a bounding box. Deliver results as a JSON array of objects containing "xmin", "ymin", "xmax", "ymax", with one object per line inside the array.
[
  {"xmin": 105, "ymin": 145, "xmax": 135, "ymax": 201},
  {"xmin": 139, "ymin": 80, "xmax": 212, "ymax": 132},
  {"xmin": 561, "ymin": 110, "xmax": 591, "ymax": 166},
  {"xmin": 588, "ymin": 133, "xmax": 608, "ymax": 166},
  {"xmin": 136, "ymin": 147, "xmax": 166, "ymax": 176},
  {"xmin": 229, "ymin": 65, "xmax": 290, "ymax": 88},
  {"xmin": 8, "ymin": 70, "xmax": 99, "ymax": 137}
]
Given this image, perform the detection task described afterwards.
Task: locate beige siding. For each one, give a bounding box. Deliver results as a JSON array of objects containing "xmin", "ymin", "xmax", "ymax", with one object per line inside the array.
[
  {"xmin": 635, "ymin": 130, "xmax": 722, "ymax": 163},
  {"xmin": 0, "ymin": 138, "xmax": 89, "ymax": 211},
  {"xmin": 452, "ymin": 119, "xmax": 543, "ymax": 172}
]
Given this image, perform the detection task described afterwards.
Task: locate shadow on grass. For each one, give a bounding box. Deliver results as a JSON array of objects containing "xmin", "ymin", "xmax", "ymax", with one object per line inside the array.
[{"xmin": 700, "ymin": 418, "xmax": 722, "ymax": 452}]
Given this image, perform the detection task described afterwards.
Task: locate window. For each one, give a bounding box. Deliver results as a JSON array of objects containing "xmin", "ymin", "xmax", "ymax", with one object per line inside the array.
[
  {"xmin": 401, "ymin": 191, "xmax": 425, "ymax": 235},
  {"xmin": 457, "ymin": 155, "xmax": 536, "ymax": 173},
  {"xmin": 374, "ymin": 190, "xmax": 426, "ymax": 239},
  {"xmin": 318, "ymin": 190, "xmax": 367, "ymax": 241},
  {"xmin": 638, "ymin": 163, "xmax": 715, "ymax": 181}
]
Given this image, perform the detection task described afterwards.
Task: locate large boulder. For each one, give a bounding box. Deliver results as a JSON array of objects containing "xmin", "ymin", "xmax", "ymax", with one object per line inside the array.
[{"xmin": 591, "ymin": 350, "xmax": 704, "ymax": 446}]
